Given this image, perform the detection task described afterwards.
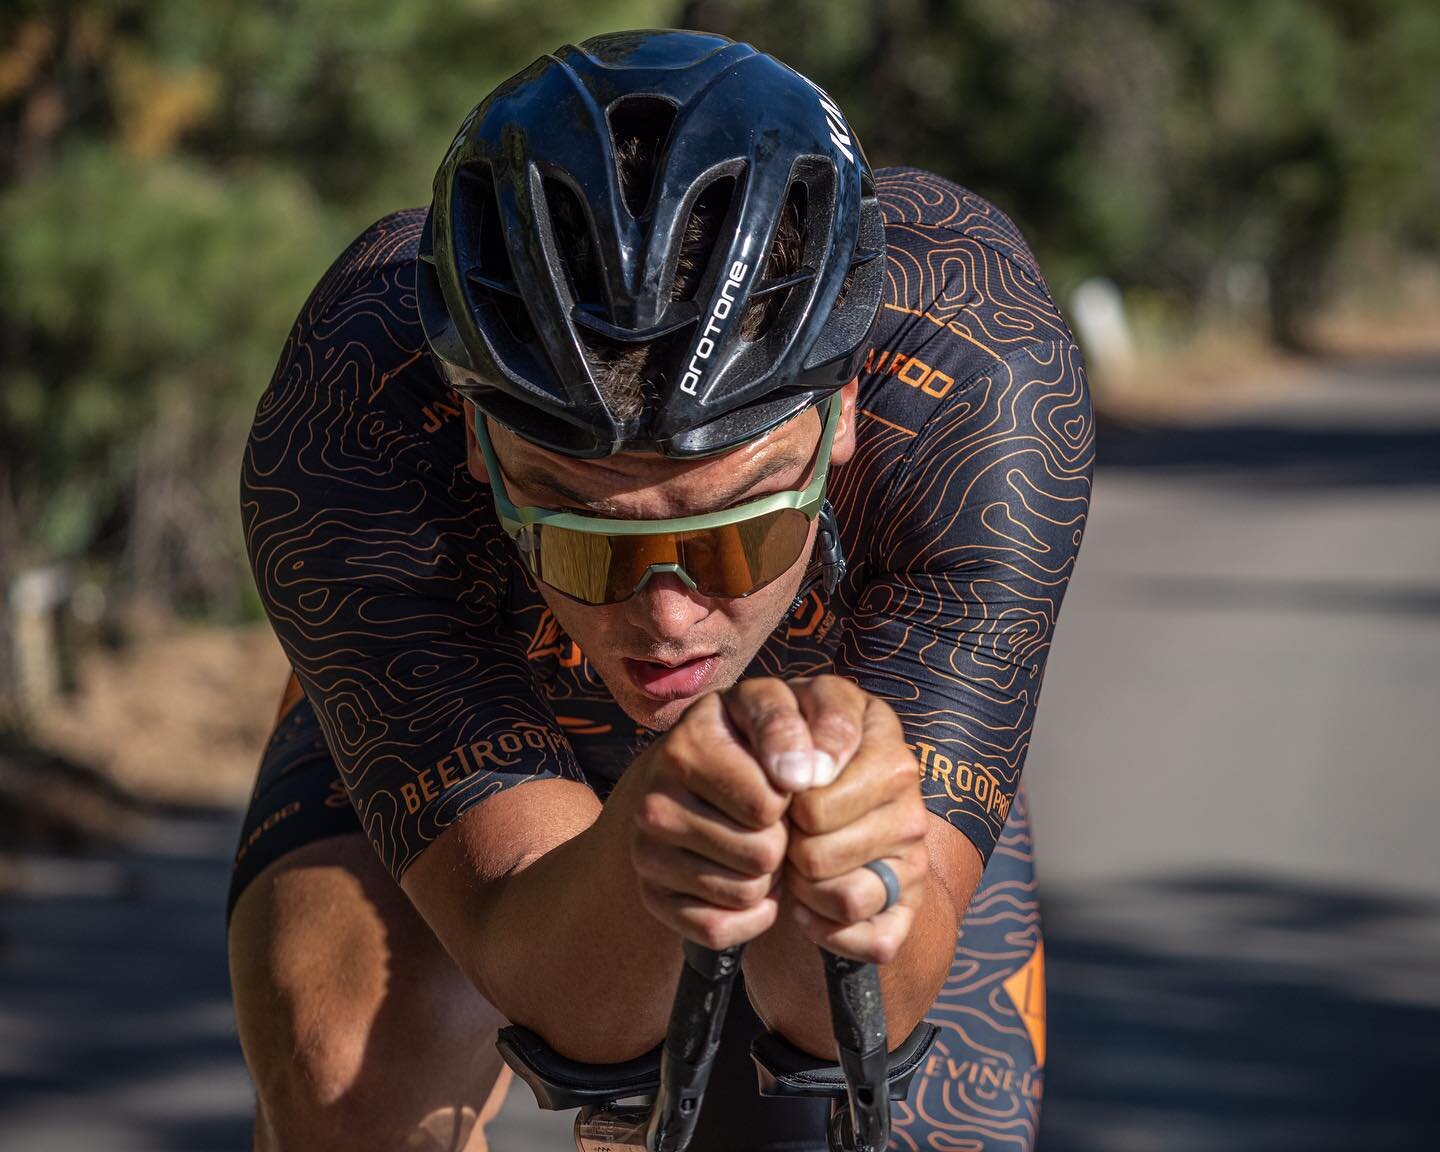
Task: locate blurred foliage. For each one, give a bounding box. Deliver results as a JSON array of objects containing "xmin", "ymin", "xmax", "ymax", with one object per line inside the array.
[
  {"xmin": 1, "ymin": 0, "xmax": 1437, "ymax": 634},
  {"xmin": 686, "ymin": 0, "xmax": 1440, "ymax": 345},
  {"xmin": 0, "ymin": 0, "xmax": 670, "ymax": 622}
]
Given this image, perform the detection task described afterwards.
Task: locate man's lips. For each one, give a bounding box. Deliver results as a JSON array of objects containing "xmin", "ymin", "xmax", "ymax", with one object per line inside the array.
[{"xmin": 622, "ymin": 653, "xmax": 721, "ymax": 700}]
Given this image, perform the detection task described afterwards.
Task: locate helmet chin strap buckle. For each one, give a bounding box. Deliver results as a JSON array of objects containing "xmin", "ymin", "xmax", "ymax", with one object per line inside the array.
[{"xmin": 791, "ymin": 499, "xmax": 847, "ymax": 612}]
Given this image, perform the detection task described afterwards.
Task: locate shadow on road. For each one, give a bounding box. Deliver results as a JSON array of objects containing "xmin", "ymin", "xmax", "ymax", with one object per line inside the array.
[
  {"xmin": 5, "ymin": 810, "xmax": 1438, "ymax": 1152},
  {"xmin": 1039, "ymin": 875, "xmax": 1440, "ymax": 1152},
  {"xmin": 1098, "ymin": 347, "xmax": 1440, "ymax": 487},
  {"xmin": 1098, "ymin": 416, "xmax": 1440, "ymax": 488},
  {"xmin": 0, "ymin": 811, "xmax": 253, "ymax": 1152},
  {"xmin": 1124, "ymin": 575, "xmax": 1440, "ymax": 618}
]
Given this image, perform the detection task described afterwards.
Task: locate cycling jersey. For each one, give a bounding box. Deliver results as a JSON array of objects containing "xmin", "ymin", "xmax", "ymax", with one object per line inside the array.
[
  {"xmin": 241, "ymin": 166, "xmax": 1092, "ymax": 880},
  {"xmin": 236, "ymin": 166, "xmax": 1092, "ymax": 1150}
]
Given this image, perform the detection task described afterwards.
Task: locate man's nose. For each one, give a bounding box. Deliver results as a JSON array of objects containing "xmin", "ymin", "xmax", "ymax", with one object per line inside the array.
[{"xmin": 625, "ymin": 571, "xmax": 712, "ymax": 640}]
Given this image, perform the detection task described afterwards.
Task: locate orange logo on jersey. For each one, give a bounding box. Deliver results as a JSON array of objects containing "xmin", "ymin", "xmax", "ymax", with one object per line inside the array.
[
  {"xmin": 420, "ymin": 395, "xmax": 465, "ymax": 433},
  {"xmin": 912, "ymin": 741, "xmax": 1012, "ymax": 824},
  {"xmin": 233, "ymin": 800, "xmax": 301, "ymax": 868},
  {"xmin": 863, "ymin": 347, "xmax": 955, "ymax": 399},
  {"xmin": 527, "ymin": 608, "xmax": 583, "ymax": 667},
  {"xmin": 787, "ymin": 590, "xmax": 831, "ymax": 639},
  {"xmin": 401, "ymin": 722, "xmax": 568, "ymax": 814},
  {"xmin": 920, "ymin": 1043, "xmax": 1043, "ymax": 1102},
  {"xmin": 1002, "ymin": 941, "xmax": 1047, "ymax": 1067}
]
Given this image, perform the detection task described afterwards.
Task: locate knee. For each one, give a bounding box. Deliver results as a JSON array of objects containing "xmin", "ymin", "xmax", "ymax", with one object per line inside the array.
[
  {"xmin": 227, "ymin": 840, "xmax": 500, "ymax": 1151},
  {"xmin": 253, "ymin": 1015, "xmax": 384, "ymax": 1151},
  {"xmin": 250, "ymin": 1017, "xmax": 490, "ymax": 1152},
  {"xmin": 233, "ymin": 925, "xmax": 495, "ymax": 1152}
]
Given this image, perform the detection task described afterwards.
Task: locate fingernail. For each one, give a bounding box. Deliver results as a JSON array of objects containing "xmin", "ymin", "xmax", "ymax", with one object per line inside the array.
[
  {"xmin": 772, "ymin": 751, "xmax": 813, "ymax": 790},
  {"xmin": 792, "ymin": 904, "xmax": 811, "ymax": 926},
  {"xmin": 811, "ymin": 750, "xmax": 839, "ymax": 788}
]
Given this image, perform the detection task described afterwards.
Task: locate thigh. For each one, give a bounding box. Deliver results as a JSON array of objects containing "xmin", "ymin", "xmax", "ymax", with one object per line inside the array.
[
  {"xmin": 228, "ymin": 686, "xmax": 511, "ymax": 1151},
  {"xmin": 891, "ymin": 786, "xmax": 1045, "ymax": 1152}
]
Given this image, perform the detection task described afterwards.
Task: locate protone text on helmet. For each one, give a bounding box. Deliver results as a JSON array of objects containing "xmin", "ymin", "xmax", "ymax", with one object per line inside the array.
[{"xmin": 680, "ymin": 260, "xmax": 751, "ymax": 396}]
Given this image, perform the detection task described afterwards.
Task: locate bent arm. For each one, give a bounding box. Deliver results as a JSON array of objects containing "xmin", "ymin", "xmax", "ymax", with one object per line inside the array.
[
  {"xmin": 400, "ymin": 767, "xmax": 684, "ymax": 1064},
  {"xmin": 750, "ymin": 338, "xmax": 1091, "ymax": 1054},
  {"xmin": 241, "ymin": 213, "xmax": 685, "ymax": 1060}
]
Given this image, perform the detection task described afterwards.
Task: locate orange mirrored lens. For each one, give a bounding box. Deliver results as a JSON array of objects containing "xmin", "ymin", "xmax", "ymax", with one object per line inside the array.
[
  {"xmin": 676, "ymin": 510, "xmax": 812, "ymax": 598},
  {"xmin": 522, "ymin": 509, "xmax": 812, "ymax": 604}
]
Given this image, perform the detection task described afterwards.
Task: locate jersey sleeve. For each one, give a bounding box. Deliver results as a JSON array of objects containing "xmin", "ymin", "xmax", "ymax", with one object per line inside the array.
[
  {"xmin": 838, "ymin": 336, "xmax": 1093, "ymax": 864},
  {"xmin": 241, "ymin": 212, "xmax": 582, "ymax": 882}
]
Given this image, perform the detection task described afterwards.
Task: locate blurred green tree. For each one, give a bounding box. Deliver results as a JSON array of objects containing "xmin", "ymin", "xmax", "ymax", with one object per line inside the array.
[
  {"xmin": 682, "ymin": 0, "xmax": 1440, "ymax": 348},
  {"xmin": 0, "ymin": 0, "xmax": 671, "ymax": 648}
]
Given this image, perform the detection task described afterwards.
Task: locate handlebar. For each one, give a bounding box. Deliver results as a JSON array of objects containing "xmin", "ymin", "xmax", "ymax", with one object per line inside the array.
[
  {"xmin": 497, "ymin": 944, "xmax": 935, "ymax": 1152},
  {"xmin": 646, "ymin": 944, "xmax": 891, "ymax": 1152},
  {"xmin": 818, "ymin": 952, "xmax": 890, "ymax": 1152},
  {"xmin": 501, "ymin": 933, "xmax": 938, "ymax": 1152},
  {"xmin": 646, "ymin": 942, "xmax": 745, "ymax": 1152}
]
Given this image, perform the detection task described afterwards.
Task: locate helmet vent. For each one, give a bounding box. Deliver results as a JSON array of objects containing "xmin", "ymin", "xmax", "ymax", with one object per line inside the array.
[
  {"xmin": 833, "ymin": 264, "xmax": 857, "ymax": 314},
  {"xmin": 458, "ymin": 163, "xmax": 537, "ymax": 347},
  {"xmin": 458, "ymin": 164, "xmax": 513, "ymax": 284},
  {"xmin": 607, "ymin": 96, "xmax": 677, "ymax": 218},
  {"xmin": 545, "ymin": 177, "xmax": 607, "ymax": 312},
  {"xmin": 575, "ymin": 329, "xmax": 653, "ymax": 423},
  {"xmin": 672, "ymin": 176, "xmax": 736, "ymax": 302},
  {"xmin": 741, "ymin": 179, "xmax": 807, "ymax": 342}
]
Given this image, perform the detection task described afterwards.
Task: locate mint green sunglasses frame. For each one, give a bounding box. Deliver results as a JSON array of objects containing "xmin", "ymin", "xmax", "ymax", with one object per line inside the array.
[{"xmin": 473, "ymin": 395, "xmax": 841, "ymax": 598}]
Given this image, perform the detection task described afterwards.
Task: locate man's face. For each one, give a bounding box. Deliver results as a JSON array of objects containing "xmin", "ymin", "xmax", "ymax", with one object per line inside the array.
[{"xmin": 465, "ymin": 383, "xmax": 858, "ymax": 731}]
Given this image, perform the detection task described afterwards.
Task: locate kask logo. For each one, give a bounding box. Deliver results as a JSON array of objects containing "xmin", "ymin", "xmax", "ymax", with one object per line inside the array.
[
  {"xmin": 816, "ymin": 92, "xmax": 855, "ymax": 164},
  {"xmin": 798, "ymin": 74, "xmax": 855, "ymax": 164}
]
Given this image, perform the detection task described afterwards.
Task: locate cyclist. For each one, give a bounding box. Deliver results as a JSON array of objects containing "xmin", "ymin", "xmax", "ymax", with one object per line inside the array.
[{"xmin": 230, "ymin": 29, "xmax": 1091, "ymax": 1152}]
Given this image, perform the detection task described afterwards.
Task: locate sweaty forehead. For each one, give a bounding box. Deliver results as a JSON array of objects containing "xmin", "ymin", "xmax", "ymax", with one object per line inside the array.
[{"xmin": 489, "ymin": 409, "xmax": 819, "ymax": 517}]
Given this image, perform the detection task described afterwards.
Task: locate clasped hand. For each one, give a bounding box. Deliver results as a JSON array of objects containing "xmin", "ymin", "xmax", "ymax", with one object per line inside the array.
[{"xmin": 629, "ymin": 676, "xmax": 930, "ymax": 963}]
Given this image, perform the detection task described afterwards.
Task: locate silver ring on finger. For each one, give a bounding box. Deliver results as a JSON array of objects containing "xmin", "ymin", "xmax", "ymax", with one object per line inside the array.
[{"xmin": 863, "ymin": 859, "xmax": 902, "ymax": 914}]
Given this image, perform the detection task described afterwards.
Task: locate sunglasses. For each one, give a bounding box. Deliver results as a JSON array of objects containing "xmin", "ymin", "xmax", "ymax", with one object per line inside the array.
[{"xmin": 473, "ymin": 396, "xmax": 840, "ymax": 605}]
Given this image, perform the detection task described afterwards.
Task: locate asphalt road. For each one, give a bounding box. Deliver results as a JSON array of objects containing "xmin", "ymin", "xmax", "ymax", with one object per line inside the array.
[
  {"xmin": 1029, "ymin": 352, "xmax": 1440, "ymax": 898},
  {"xmin": 2, "ymin": 351, "xmax": 1438, "ymax": 1150}
]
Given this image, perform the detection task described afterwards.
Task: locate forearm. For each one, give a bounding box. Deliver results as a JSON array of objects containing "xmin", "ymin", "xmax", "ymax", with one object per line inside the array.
[
  {"xmin": 478, "ymin": 791, "xmax": 683, "ymax": 1061},
  {"xmin": 405, "ymin": 771, "xmax": 683, "ymax": 1064},
  {"xmin": 742, "ymin": 866, "xmax": 958, "ymax": 1057}
]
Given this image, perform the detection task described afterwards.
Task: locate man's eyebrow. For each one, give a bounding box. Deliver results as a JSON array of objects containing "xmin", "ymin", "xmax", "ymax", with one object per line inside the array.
[
  {"xmin": 511, "ymin": 470, "xmax": 616, "ymax": 513},
  {"xmin": 513, "ymin": 451, "xmax": 805, "ymax": 516}
]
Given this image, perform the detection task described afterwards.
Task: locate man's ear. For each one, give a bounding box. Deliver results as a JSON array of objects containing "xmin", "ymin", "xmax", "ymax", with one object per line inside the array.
[
  {"xmin": 462, "ymin": 398, "xmax": 488, "ymax": 486},
  {"xmin": 829, "ymin": 378, "xmax": 861, "ymax": 468}
]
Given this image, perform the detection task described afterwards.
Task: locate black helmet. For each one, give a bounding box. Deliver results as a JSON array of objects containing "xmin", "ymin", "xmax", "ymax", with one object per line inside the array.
[{"xmin": 417, "ymin": 29, "xmax": 885, "ymax": 458}]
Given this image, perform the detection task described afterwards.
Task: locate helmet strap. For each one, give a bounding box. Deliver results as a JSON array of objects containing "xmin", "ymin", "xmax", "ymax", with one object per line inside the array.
[
  {"xmin": 816, "ymin": 499, "xmax": 847, "ymax": 595},
  {"xmin": 789, "ymin": 499, "xmax": 847, "ymax": 613}
]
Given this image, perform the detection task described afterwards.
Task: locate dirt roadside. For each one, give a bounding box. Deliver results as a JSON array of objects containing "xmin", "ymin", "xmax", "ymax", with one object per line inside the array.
[
  {"xmin": 32, "ymin": 621, "xmax": 290, "ymax": 809},
  {"xmin": 1093, "ymin": 303, "xmax": 1440, "ymax": 421}
]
